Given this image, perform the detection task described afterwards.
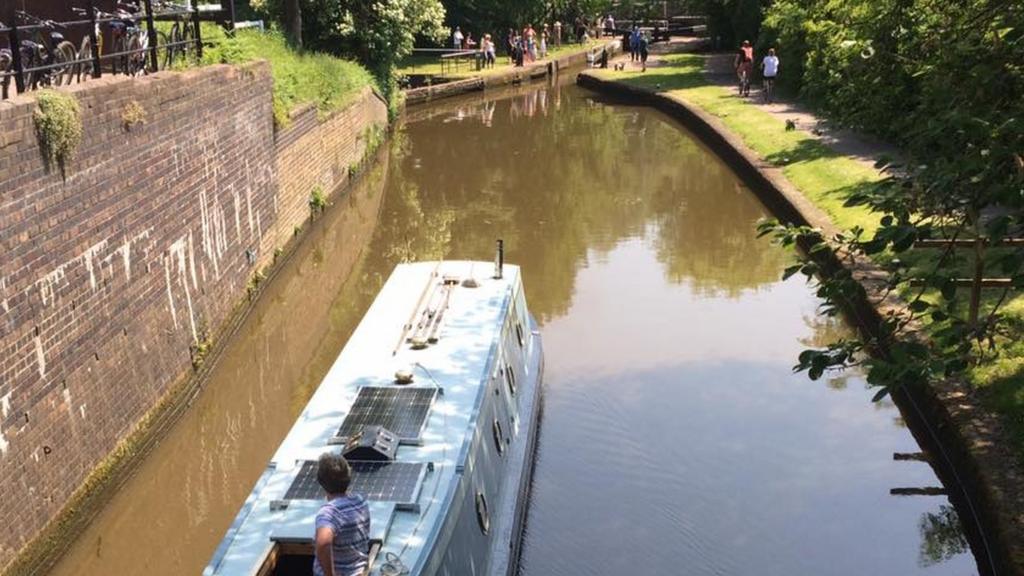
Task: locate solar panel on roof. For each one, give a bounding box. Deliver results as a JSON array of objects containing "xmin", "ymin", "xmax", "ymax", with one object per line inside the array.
[
  {"xmin": 284, "ymin": 460, "xmax": 427, "ymax": 508},
  {"xmin": 336, "ymin": 387, "xmax": 438, "ymax": 444}
]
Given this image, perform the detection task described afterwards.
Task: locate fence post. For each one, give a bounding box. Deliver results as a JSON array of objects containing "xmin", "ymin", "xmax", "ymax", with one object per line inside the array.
[
  {"xmin": 86, "ymin": 0, "xmax": 102, "ymax": 78},
  {"xmin": 192, "ymin": 4, "xmax": 203, "ymax": 59},
  {"xmin": 143, "ymin": 0, "xmax": 159, "ymax": 72},
  {"xmin": 5, "ymin": 4, "xmax": 25, "ymax": 94}
]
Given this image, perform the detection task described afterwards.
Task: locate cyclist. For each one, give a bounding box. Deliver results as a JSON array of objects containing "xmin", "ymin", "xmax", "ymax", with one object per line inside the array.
[
  {"xmin": 733, "ymin": 39, "xmax": 754, "ymax": 97},
  {"xmin": 761, "ymin": 47, "xmax": 779, "ymax": 103}
]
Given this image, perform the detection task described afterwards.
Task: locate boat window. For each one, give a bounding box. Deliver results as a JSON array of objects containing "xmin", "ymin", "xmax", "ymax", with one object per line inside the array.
[
  {"xmin": 476, "ymin": 491, "xmax": 490, "ymax": 535},
  {"xmin": 505, "ymin": 364, "xmax": 516, "ymax": 396},
  {"xmin": 493, "ymin": 418, "xmax": 505, "ymax": 454},
  {"xmin": 515, "ymin": 322, "xmax": 525, "ymax": 347}
]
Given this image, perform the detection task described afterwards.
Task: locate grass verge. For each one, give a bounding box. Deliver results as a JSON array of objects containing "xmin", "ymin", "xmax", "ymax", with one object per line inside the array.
[
  {"xmin": 189, "ymin": 27, "xmax": 376, "ymax": 127},
  {"xmin": 593, "ymin": 51, "xmax": 1024, "ymax": 461}
]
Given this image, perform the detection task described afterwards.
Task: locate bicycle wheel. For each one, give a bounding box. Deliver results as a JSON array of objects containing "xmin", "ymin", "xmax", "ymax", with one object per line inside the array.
[
  {"xmin": 126, "ymin": 35, "xmax": 144, "ymax": 76},
  {"xmin": 111, "ymin": 35, "xmax": 127, "ymax": 76},
  {"xmin": 180, "ymin": 19, "xmax": 193, "ymax": 62},
  {"xmin": 0, "ymin": 52, "xmax": 10, "ymax": 99},
  {"xmin": 158, "ymin": 29, "xmax": 172, "ymax": 70},
  {"xmin": 54, "ymin": 41, "xmax": 76, "ymax": 86},
  {"xmin": 76, "ymin": 36, "xmax": 93, "ymax": 83}
]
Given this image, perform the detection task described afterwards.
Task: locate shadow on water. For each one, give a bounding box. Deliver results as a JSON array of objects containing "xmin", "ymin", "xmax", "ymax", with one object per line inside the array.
[{"xmin": 49, "ymin": 71, "xmax": 985, "ymax": 576}]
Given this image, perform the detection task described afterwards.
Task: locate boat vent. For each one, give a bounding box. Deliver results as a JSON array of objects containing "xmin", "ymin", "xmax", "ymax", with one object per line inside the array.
[
  {"xmin": 284, "ymin": 460, "xmax": 427, "ymax": 510},
  {"xmin": 331, "ymin": 387, "xmax": 438, "ymax": 445},
  {"xmin": 343, "ymin": 425, "xmax": 398, "ymax": 462}
]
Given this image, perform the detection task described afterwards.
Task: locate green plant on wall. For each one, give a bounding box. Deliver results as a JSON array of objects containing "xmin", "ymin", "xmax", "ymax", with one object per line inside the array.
[
  {"xmin": 121, "ymin": 100, "xmax": 147, "ymax": 131},
  {"xmin": 309, "ymin": 185, "xmax": 327, "ymax": 214},
  {"xmin": 33, "ymin": 90, "xmax": 83, "ymax": 174}
]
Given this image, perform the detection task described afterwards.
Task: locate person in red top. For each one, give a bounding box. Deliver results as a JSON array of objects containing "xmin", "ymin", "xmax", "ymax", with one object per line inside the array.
[{"xmin": 733, "ymin": 40, "xmax": 754, "ymax": 97}]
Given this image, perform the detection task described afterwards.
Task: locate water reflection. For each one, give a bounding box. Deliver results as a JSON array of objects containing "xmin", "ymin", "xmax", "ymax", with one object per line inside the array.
[{"xmin": 920, "ymin": 505, "xmax": 971, "ymax": 567}]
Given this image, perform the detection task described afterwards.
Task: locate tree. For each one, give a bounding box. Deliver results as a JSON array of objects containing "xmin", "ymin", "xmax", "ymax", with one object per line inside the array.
[
  {"xmin": 336, "ymin": 0, "xmax": 447, "ymax": 101},
  {"xmin": 284, "ymin": 0, "xmax": 302, "ymax": 48},
  {"xmin": 756, "ymin": 0, "xmax": 1024, "ymax": 399}
]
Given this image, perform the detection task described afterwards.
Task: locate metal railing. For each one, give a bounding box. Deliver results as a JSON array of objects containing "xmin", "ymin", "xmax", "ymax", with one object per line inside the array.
[{"xmin": 1, "ymin": 1, "xmax": 233, "ymax": 99}]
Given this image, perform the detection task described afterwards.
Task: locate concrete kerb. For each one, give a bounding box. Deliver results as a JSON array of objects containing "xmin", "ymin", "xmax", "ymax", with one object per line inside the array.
[{"xmin": 577, "ymin": 70, "xmax": 1024, "ymax": 576}]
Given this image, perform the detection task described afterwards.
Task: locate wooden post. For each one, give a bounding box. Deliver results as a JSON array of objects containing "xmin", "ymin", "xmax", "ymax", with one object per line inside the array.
[
  {"xmin": 6, "ymin": 4, "xmax": 25, "ymax": 94},
  {"xmin": 143, "ymin": 0, "xmax": 159, "ymax": 72},
  {"xmin": 969, "ymin": 237, "xmax": 985, "ymax": 327},
  {"xmin": 86, "ymin": 0, "xmax": 102, "ymax": 78}
]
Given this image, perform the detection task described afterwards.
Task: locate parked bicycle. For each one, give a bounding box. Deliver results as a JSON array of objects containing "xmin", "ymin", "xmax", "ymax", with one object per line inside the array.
[
  {"xmin": 68, "ymin": 7, "xmax": 102, "ymax": 83},
  {"xmin": 154, "ymin": 0, "xmax": 195, "ymax": 69},
  {"xmin": 15, "ymin": 11, "xmax": 77, "ymax": 89},
  {"xmin": 1, "ymin": 32, "xmax": 11, "ymax": 99},
  {"xmin": 105, "ymin": 1, "xmax": 149, "ymax": 76}
]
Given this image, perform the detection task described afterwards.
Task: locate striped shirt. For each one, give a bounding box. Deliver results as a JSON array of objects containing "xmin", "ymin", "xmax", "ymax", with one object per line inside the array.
[{"xmin": 313, "ymin": 494, "xmax": 371, "ymax": 576}]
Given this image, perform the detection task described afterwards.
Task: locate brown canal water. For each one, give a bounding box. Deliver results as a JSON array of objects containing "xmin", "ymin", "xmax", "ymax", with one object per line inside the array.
[{"xmin": 49, "ymin": 77, "xmax": 982, "ymax": 576}]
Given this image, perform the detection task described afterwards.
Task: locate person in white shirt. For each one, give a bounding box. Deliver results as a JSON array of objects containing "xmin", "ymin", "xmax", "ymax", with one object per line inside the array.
[
  {"xmin": 453, "ymin": 27, "xmax": 464, "ymax": 49},
  {"xmin": 761, "ymin": 48, "xmax": 780, "ymax": 103}
]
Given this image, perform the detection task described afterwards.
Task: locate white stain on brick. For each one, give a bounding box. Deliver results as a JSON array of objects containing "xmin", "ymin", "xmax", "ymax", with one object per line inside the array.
[
  {"xmin": 37, "ymin": 265, "xmax": 68, "ymax": 307},
  {"xmin": 1, "ymin": 391, "xmax": 11, "ymax": 419},
  {"xmin": 166, "ymin": 235, "xmax": 199, "ymax": 342},
  {"xmin": 121, "ymin": 237, "xmax": 132, "ymax": 281},
  {"xmin": 79, "ymin": 403, "xmax": 87, "ymax": 419},
  {"xmin": 82, "ymin": 239, "xmax": 109, "ymax": 291},
  {"xmin": 232, "ymin": 187, "xmax": 242, "ymax": 244},
  {"xmin": 164, "ymin": 255, "xmax": 178, "ymax": 329},
  {"xmin": 0, "ymin": 428, "xmax": 8, "ymax": 457},
  {"xmin": 33, "ymin": 335, "xmax": 45, "ymax": 378},
  {"xmin": 0, "ymin": 276, "xmax": 8, "ymax": 314}
]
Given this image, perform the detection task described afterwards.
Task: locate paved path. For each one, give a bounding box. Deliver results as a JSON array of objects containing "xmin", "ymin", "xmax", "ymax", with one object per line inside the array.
[{"xmin": 610, "ymin": 39, "xmax": 899, "ymax": 172}]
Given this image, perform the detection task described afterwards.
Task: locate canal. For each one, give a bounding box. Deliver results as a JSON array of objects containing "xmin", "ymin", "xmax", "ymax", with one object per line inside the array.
[{"xmin": 49, "ymin": 76, "xmax": 981, "ymax": 576}]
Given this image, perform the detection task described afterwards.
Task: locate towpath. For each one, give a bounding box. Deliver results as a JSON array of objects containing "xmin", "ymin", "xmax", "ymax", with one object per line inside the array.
[{"xmin": 609, "ymin": 38, "xmax": 899, "ymax": 172}]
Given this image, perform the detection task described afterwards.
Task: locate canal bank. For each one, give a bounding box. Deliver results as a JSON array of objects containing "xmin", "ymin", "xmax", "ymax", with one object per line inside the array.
[
  {"xmin": 404, "ymin": 39, "xmax": 620, "ymax": 105},
  {"xmin": 577, "ymin": 49, "xmax": 1024, "ymax": 575},
  {"xmin": 0, "ymin": 65, "xmax": 389, "ymax": 576}
]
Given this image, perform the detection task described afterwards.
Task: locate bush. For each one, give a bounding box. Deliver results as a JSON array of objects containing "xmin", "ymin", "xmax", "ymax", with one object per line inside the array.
[{"xmin": 33, "ymin": 90, "xmax": 82, "ymax": 172}]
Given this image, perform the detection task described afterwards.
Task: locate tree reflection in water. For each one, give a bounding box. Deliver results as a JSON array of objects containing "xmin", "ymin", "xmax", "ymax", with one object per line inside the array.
[
  {"xmin": 919, "ymin": 505, "xmax": 970, "ymax": 567},
  {"xmin": 370, "ymin": 80, "xmax": 789, "ymax": 323}
]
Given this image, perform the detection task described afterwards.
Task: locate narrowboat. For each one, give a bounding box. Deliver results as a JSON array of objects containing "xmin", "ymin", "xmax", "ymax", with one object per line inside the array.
[{"xmin": 204, "ymin": 254, "xmax": 544, "ymax": 576}]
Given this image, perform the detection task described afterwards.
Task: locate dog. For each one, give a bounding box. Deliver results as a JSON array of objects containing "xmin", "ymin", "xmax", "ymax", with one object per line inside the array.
[
  {"xmin": 613, "ymin": 62, "xmax": 626, "ymax": 71},
  {"xmin": 785, "ymin": 119, "xmax": 798, "ymax": 131}
]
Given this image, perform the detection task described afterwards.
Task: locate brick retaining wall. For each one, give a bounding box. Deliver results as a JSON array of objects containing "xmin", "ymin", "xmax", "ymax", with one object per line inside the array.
[{"xmin": 0, "ymin": 63, "xmax": 387, "ymax": 572}]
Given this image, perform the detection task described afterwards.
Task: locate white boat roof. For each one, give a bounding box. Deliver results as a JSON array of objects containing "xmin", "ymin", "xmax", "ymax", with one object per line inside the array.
[{"xmin": 205, "ymin": 260, "xmax": 522, "ymax": 575}]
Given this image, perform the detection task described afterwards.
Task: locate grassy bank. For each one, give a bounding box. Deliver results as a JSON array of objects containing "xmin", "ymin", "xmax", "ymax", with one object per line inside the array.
[
  {"xmin": 591, "ymin": 53, "xmax": 1024, "ymax": 460},
  {"xmin": 193, "ymin": 27, "xmax": 377, "ymax": 127}
]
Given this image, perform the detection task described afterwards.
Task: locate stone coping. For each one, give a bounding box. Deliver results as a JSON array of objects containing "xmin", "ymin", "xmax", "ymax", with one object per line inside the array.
[
  {"xmin": 577, "ymin": 70, "xmax": 1024, "ymax": 576},
  {"xmin": 404, "ymin": 40, "xmax": 620, "ymax": 106}
]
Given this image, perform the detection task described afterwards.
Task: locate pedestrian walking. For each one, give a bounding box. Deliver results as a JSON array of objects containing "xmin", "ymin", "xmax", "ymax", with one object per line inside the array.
[
  {"xmin": 506, "ymin": 29, "xmax": 516, "ymax": 65},
  {"xmin": 554, "ymin": 21, "xmax": 562, "ymax": 47},
  {"xmin": 734, "ymin": 39, "xmax": 754, "ymax": 96},
  {"xmin": 639, "ymin": 33, "xmax": 649, "ymax": 72},
  {"xmin": 761, "ymin": 47, "xmax": 779, "ymax": 102},
  {"xmin": 630, "ymin": 27, "xmax": 641, "ymax": 61},
  {"xmin": 604, "ymin": 14, "xmax": 615, "ymax": 36},
  {"xmin": 453, "ymin": 26, "xmax": 464, "ymax": 49},
  {"xmin": 540, "ymin": 24, "xmax": 549, "ymax": 58}
]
